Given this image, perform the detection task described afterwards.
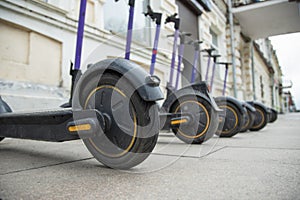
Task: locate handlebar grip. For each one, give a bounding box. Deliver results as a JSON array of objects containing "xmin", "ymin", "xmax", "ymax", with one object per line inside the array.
[{"xmin": 165, "ymin": 13, "xmax": 180, "ymax": 29}]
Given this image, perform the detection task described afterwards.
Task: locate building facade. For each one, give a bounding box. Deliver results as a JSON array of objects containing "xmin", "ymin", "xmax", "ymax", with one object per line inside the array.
[{"xmin": 0, "ymin": 0, "xmax": 283, "ymax": 112}]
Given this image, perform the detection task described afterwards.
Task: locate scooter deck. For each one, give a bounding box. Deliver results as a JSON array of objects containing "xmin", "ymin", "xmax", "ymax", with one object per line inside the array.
[{"xmin": 0, "ymin": 109, "xmax": 101, "ymax": 142}]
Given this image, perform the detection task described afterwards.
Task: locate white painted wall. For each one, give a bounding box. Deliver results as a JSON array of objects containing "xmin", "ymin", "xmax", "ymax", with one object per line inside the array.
[{"xmin": 0, "ymin": 0, "xmax": 283, "ymax": 111}]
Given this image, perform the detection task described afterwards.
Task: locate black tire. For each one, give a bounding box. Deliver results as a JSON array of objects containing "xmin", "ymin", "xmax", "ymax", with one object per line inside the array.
[
  {"xmin": 76, "ymin": 71, "xmax": 159, "ymax": 169},
  {"xmin": 215, "ymin": 101, "xmax": 244, "ymax": 137},
  {"xmin": 249, "ymin": 105, "xmax": 268, "ymax": 131},
  {"xmin": 170, "ymin": 95, "xmax": 217, "ymax": 144},
  {"xmin": 240, "ymin": 107, "xmax": 255, "ymax": 133},
  {"xmin": 269, "ymin": 109, "xmax": 278, "ymax": 123},
  {"xmin": 0, "ymin": 96, "xmax": 13, "ymax": 142}
]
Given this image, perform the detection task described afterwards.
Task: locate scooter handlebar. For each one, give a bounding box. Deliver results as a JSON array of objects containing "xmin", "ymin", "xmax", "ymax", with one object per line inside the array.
[
  {"xmin": 165, "ymin": 13, "xmax": 177, "ymax": 23},
  {"xmin": 165, "ymin": 13, "xmax": 180, "ymax": 29},
  {"xmin": 179, "ymin": 32, "xmax": 192, "ymax": 44},
  {"xmin": 115, "ymin": 0, "xmax": 135, "ymax": 7},
  {"xmin": 167, "ymin": 32, "xmax": 191, "ymax": 38},
  {"xmin": 144, "ymin": 5, "xmax": 154, "ymax": 17},
  {"xmin": 144, "ymin": 5, "xmax": 162, "ymax": 25},
  {"xmin": 216, "ymin": 62, "xmax": 232, "ymax": 65},
  {"xmin": 216, "ymin": 62, "xmax": 232, "ymax": 69},
  {"xmin": 201, "ymin": 48, "xmax": 216, "ymax": 56},
  {"xmin": 188, "ymin": 40, "xmax": 203, "ymax": 50}
]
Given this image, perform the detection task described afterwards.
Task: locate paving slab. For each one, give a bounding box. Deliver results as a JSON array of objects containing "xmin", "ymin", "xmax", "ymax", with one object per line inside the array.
[{"xmin": 1, "ymin": 113, "xmax": 300, "ymax": 200}]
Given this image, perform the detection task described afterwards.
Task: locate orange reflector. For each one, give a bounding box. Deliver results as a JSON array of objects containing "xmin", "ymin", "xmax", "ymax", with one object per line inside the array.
[
  {"xmin": 171, "ymin": 119, "xmax": 188, "ymax": 125},
  {"xmin": 68, "ymin": 124, "xmax": 92, "ymax": 132}
]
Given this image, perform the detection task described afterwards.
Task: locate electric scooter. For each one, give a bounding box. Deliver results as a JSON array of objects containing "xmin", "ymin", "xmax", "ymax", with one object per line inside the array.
[
  {"xmin": 163, "ymin": 14, "xmax": 220, "ymax": 144},
  {"xmin": 201, "ymin": 49, "xmax": 257, "ymax": 133},
  {"xmin": 0, "ymin": 0, "xmax": 163, "ymax": 170},
  {"xmin": 143, "ymin": 7, "xmax": 220, "ymax": 144},
  {"xmin": 203, "ymin": 50, "xmax": 270, "ymax": 134},
  {"xmin": 209, "ymin": 61, "xmax": 246, "ymax": 137}
]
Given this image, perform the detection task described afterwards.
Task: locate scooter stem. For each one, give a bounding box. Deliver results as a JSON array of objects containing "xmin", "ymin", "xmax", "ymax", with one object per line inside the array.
[
  {"xmin": 209, "ymin": 54, "xmax": 221, "ymax": 92},
  {"xmin": 144, "ymin": 5, "xmax": 162, "ymax": 75},
  {"xmin": 201, "ymin": 48, "xmax": 216, "ymax": 81},
  {"xmin": 191, "ymin": 49, "xmax": 199, "ymax": 83},
  {"xmin": 175, "ymin": 42, "xmax": 185, "ymax": 90},
  {"xmin": 174, "ymin": 32, "xmax": 192, "ymax": 90},
  {"xmin": 125, "ymin": 0, "xmax": 135, "ymax": 60},
  {"xmin": 216, "ymin": 62, "xmax": 232, "ymax": 96},
  {"xmin": 165, "ymin": 13, "xmax": 180, "ymax": 87},
  {"xmin": 74, "ymin": 0, "xmax": 87, "ymax": 70},
  {"xmin": 223, "ymin": 65, "xmax": 229, "ymax": 96},
  {"xmin": 168, "ymin": 30, "xmax": 179, "ymax": 87},
  {"xmin": 189, "ymin": 40, "xmax": 202, "ymax": 83}
]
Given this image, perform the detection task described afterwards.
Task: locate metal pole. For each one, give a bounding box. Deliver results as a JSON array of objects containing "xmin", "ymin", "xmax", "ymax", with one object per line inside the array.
[
  {"xmin": 175, "ymin": 43, "xmax": 185, "ymax": 90},
  {"xmin": 125, "ymin": 3, "xmax": 135, "ymax": 60},
  {"xmin": 251, "ymin": 41, "xmax": 256, "ymax": 100},
  {"xmin": 228, "ymin": 0, "xmax": 237, "ymax": 98},
  {"xmin": 210, "ymin": 57, "xmax": 217, "ymax": 92},
  {"xmin": 191, "ymin": 49, "xmax": 199, "ymax": 83},
  {"xmin": 168, "ymin": 29, "xmax": 179, "ymax": 87},
  {"xmin": 74, "ymin": 0, "xmax": 87, "ymax": 70},
  {"xmin": 205, "ymin": 55, "xmax": 211, "ymax": 82},
  {"xmin": 150, "ymin": 24, "xmax": 161, "ymax": 75},
  {"xmin": 223, "ymin": 65, "xmax": 229, "ymax": 96}
]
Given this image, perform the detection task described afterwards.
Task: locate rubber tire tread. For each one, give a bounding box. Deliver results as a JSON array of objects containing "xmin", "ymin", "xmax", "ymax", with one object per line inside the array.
[
  {"xmin": 78, "ymin": 71, "xmax": 159, "ymax": 169},
  {"xmin": 249, "ymin": 105, "xmax": 268, "ymax": 132},
  {"xmin": 216, "ymin": 101, "xmax": 244, "ymax": 137},
  {"xmin": 170, "ymin": 95, "xmax": 217, "ymax": 144}
]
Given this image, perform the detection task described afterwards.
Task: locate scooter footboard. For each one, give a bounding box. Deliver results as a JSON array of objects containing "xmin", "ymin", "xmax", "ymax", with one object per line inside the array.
[{"xmin": 0, "ymin": 109, "xmax": 104, "ymax": 142}]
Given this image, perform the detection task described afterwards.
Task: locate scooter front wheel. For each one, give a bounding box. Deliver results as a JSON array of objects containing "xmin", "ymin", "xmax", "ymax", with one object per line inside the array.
[
  {"xmin": 240, "ymin": 107, "xmax": 255, "ymax": 133},
  {"xmin": 170, "ymin": 95, "xmax": 216, "ymax": 144},
  {"xmin": 75, "ymin": 71, "xmax": 159, "ymax": 169},
  {"xmin": 0, "ymin": 97, "xmax": 13, "ymax": 142},
  {"xmin": 215, "ymin": 101, "xmax": 244, "ymax": 137},
  {"xmin": 269, "ymin": 108, "xmax": 278, "ymax": 123},
  {"xmin": 249, "ymin": 105, "xmax": 268, "ymax": 131}
]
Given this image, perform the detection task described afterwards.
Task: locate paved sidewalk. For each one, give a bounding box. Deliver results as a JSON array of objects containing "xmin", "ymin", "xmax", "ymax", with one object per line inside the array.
[{"xmin": 1, "ymin": 113, "xmax": 300, "ymax": 200}]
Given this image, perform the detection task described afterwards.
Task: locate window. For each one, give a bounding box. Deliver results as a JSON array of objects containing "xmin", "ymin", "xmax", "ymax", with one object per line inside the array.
[
  {"xmin": 209, "ymin": 28, "xmax": 223, "ymax": 80},
  {"xmin": 103, "ymin": 0, "xmax": 150, "ymax": 44},
  {"xmin": 210, "ymin": 28, "xmax": 219, "ymax": 50}
]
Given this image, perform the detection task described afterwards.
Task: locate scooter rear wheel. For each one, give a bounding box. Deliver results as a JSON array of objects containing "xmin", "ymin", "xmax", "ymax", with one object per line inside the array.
[
  {"xmin": 249, "ymin": 105, "xmax": 268, "ymax": 131},
  {"xmin": 216, "ymin": 101, "xmax": 244, "ymax": 137},
  {"xmin": 0, "ymin": 97, "xmax": 13, "ymax": 142},
  {"xmin": 170, "ymin": 95, "xmax": 216, "ymax": 144},
  {"xmin": 240, "ymin": 107, "xmax": 255, "ymax": 133},
  {"xmin": 269, "ymin": 109, "xmax": 278, "ymax": 123},
  {"xmin": 75, "ymin": 71, "xmax": 159, "ymax": 169}
]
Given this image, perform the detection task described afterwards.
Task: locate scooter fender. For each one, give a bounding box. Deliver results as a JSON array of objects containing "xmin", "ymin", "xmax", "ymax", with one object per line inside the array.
[
  {"xmin": 242, "ymin": 101, "xmax": 256, "ymax": 113},
  {"xmin": 162, "ymin": 84, "xmax": 220, "ymax": 113},
  {"xmin": 0, "ymin": 96, "xmax": 12, "ymax": 113},
  {"xmin": 189, "ymin": 82, "xmax": 222, "ymax": 112},
  {"xmin": 247, "ymin": 101, "xmax": 269, "ymax": 113},
  {"xmin": 247, "ymin": 101, "xmax": 270, "ymax": 121},
  {"xmin": 80, "ymin": 58, "xmax": 164, "ymax": 102},
  {"xmin": 215, "ymin": 96, "xmax": 246, "ymax": 115}
]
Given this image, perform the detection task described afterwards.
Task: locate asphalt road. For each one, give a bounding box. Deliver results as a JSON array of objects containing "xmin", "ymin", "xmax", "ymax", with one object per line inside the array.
[{"xmin": 1, "ymin": 113, "xmax": 300, "ymax": 200}]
